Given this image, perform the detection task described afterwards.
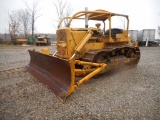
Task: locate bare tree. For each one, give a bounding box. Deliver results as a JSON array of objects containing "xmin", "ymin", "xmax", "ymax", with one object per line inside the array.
[
  {"xmin": 116, "ymin": 11, "xmax": 127, "ymax": 29},
  {"xmin": 8, "ymin": 11, "xmax": 20, "ymax": 41},
  {"xmin": 118, "ymin": 16, "xmax": 126, "ymax": 29},
  {"xmin": 18, "ymin": 9, "xmax": 31, "ymax": 38},
  {"xmin": 53, "ymin": 0, "xmax": 73, "ymax": 27},
  {"xmin": 25, "ymin": 0, "xmax": 41, "ymax": 38}
]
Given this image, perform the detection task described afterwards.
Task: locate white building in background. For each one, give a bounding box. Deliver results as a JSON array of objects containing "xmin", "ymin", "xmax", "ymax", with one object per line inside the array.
[
  {"xmin": 137, "ymin": 29, "xmax": 159, "ymax": 46},
  {"xmin": 137, "ymin": 29, "xmax": 155, "ymax": 42},
  {"xmin": 0, "ymin": 33, "xmax": 11, "ymax": 42},
  {"xmin": 129, "ymin": 30, "xmax": 138, "ymax": 42}
]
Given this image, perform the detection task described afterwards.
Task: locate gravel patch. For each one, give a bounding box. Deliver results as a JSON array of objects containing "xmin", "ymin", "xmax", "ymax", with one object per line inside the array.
[
  {"xmin": 0, "ymin": 45, "xmax": 56, "ymax": 71},
  {"xmin": 0, "ymin": 45, "xmax": 160, "ymax": 119}
]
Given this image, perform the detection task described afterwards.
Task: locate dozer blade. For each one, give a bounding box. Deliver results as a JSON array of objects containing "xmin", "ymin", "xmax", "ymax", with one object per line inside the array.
[{"xmin": 27, "ymin": 50, "xmax": 73, "ymax": 102}]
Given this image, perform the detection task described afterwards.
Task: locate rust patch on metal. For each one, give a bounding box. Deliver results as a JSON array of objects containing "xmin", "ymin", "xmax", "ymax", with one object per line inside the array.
[{"xmin": 27, "ymin": 50, "xmax": 72, "ymax": 102}]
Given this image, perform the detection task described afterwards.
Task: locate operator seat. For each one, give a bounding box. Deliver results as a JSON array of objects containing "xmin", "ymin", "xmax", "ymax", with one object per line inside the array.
[{"xmin": 105, "ymin": 28, "xmax": 123, "ymax": 37}]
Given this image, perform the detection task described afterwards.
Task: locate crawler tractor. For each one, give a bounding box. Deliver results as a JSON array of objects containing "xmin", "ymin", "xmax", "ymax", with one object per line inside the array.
[
  {"xmin": 36, "ymin": 36, "xmax": 51, "ymax": 46},
  {"xmin": 27, "ymin": 10, "xmax": 140, "ymax": 102}
]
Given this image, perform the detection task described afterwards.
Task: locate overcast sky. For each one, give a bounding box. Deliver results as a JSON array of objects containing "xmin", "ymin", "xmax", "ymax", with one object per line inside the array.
[{"xmin": 0, "ymin": 0, "xmax": 160, "ymax": 37}]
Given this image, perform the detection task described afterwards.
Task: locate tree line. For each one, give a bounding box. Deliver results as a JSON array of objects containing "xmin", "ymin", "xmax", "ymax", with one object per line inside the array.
[
  {"xmin": 9, "ymin": 0, "xmax": 72, "ymax": 41},
  {"xmin": 9, "ymin": 0, "xmax": 40, "ymax": 41}
]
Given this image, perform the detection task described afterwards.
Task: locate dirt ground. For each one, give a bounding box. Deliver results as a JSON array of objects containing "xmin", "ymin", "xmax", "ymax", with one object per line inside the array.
[{"xmin": 0, "ymin": 45, "xmax": 160, "ymax": 120}]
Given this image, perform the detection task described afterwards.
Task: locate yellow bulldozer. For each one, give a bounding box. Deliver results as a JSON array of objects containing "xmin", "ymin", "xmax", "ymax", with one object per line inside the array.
[
  {"xmin": 35, "ymin": 35, "xmax": 51, "ymax": 46},
  {"xmin": 27, "ymin": 10, "xmax": 140, "ymax": 102},
  {"xmin": 12, "ymin": 38, "xmax": 28, "ymax": 45}
]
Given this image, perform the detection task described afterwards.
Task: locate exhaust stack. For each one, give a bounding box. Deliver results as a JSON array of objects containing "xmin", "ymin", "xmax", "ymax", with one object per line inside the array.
[{"xmin": 85, "ymin": 7, "xmax": 88, "ymax": 28}]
